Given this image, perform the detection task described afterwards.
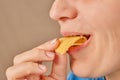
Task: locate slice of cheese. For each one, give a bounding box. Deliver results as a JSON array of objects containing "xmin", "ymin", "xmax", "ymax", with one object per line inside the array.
[{"xmin": 55, "ymin": 36, "xmax": 87, "ymax": 54}]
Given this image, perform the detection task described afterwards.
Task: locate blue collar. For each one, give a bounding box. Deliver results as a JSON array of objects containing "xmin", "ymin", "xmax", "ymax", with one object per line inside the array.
[{"xmin": 67, "ymin": 72, "xmax": 106, "ymax": 80}]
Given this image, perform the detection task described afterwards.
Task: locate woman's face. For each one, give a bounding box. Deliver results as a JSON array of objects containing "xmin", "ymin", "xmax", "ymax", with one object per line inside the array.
[{"xmin": 50, "ymin": 0, "xmax": 120, "ymax": 78}]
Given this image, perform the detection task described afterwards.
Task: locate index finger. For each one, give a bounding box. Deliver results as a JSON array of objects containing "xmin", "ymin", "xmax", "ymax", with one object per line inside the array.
[
  {"xmin": 36, "ymin": 38, "xmax": 60, "ymax": 51},
  {"xmin": 14, "ymin": 38, "xmax": 60, "ymax": 65}
]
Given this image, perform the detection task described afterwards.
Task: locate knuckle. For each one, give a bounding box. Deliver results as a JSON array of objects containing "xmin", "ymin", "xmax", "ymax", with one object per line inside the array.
[
  {"xmin": 26, "ymin": 62, "xmax": 38, "ymax": 70},
  {"xmin": 6, "ymin": 67, "xmax": 12, "ymax": 76},
  {"xmin": 32, "ymin": 48, "xmax": 44, "ymax": 54},
  {"xmin": 13, "ymin": 55, "xmax": 19, "ymax": 65},
  {"xmin": 6, "ymin": 68, "xmax": 10, "ymax": 77},
  {"xmin": 26, "ymin": 62, "xmax": 35, "ymax": 67},
  {"xmin": 35, "ymin": 50, "xmax": 43, "ymax": 57},
  {"xmin": 25, "ymin": 62, "xmax": 38, "ymax": 75},
  {"xmin": 32, "ymin": 48, "xmax": 46, "ymax": 58},
  {"xmin": 13, "ymin": 58, "xmax": 16, "ymax": 65},
  {"xmin": 13, "ymin": 50, "xmax": 31, "ymax": 65},
  {"xmin": 6, "ymin": 67, "xmax": 14, "ymax": 80}
]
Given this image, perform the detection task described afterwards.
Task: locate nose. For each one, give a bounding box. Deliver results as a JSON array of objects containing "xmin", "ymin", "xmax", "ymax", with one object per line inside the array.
[{"xmin": 49, "ymin": 0, "xmax": 78, "ymax": 22}]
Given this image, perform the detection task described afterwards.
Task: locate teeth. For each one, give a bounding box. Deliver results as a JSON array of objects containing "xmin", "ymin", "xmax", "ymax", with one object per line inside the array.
[
  {"xmin": 70, "ymin": 34, "xmax": 90, "ymax": 40},
  {"xmin": 55, "ymin": 36, "xmax": 88, "ymax": 54},
  {"xmin": 83, "ymin": 35, "xmax": 90, "ymax": 39}
]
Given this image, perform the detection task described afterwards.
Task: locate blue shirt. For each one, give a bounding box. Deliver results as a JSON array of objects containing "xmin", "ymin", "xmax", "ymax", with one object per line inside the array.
[{"xmin": 67, "ymin": 72, "xmax": 105, "ymax": 80}]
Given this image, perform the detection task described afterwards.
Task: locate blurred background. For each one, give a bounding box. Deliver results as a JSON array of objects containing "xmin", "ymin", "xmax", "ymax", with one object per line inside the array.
[{"xmin": 0, "ymin": 0, "xmax": 70, "ymax": 80}]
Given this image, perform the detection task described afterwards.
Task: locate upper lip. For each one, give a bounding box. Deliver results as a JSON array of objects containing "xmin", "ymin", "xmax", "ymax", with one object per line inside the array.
[
  {"xmin": 61, "ymin": 31, "xmax": 92, "ymax": 40},
  {"xmin": 61, "ymin": 31, "xmax": 91, "ymax": 36}
]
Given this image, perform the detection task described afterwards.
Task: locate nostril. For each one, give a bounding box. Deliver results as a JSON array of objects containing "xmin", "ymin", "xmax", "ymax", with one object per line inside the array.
[
  {"xmin": 59, "ymin": 17, "xmax": 69, "ymax": 22},
  {"xmin": 51, "ymin": 10, "xmax": 78, "ymax": 22}
]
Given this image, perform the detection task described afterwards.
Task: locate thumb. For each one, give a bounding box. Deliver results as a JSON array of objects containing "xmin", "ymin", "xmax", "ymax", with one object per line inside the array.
[{"xmin": 50, "ymin": 53, "xmax": 68, "ymax": 80}]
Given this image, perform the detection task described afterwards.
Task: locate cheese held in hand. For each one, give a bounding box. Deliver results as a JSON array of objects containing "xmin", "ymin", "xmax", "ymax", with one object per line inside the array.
[{"xmin": 55, "ymin": 36, "xmax": 87, "ymax": 54}]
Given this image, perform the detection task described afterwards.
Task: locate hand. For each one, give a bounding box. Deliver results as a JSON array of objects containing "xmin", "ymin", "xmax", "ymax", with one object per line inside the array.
[{"xmin": 6, "ymin": 39, "xmax": 67, "ymax": 80}]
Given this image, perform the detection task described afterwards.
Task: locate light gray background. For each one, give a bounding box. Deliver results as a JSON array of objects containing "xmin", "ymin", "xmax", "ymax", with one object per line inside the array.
[{"xmin": 0, "ymin": 0, "xmax": 70, "ymax": 80}]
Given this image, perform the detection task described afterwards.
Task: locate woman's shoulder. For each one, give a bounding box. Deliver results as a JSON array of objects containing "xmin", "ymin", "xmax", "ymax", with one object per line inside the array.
[{"xmin": 67, "ymin": 72, "xmax": 105, "ymax": 80}]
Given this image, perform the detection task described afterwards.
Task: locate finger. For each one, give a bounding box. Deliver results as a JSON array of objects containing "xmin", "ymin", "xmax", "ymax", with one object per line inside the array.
[
  {"xmin": 6, "ymin": 62, "xmax": 47, "ymax": 80},
  {"xmin": 26, "ymin": 75, "xmax": 40, "ymax": 80},
  {"xmin": 40, "ymin": 75, "xmax": 54, "ymax": 80},
  {"xmin": 14, "ymin": 49, "xmax": 55, "ymax": 65},
  {"xmin": 36, "ymin": 38, "xmax": 59, "ymax": 51},
  {"xmin": 50, "ymin": 53, "xmax": 68, "ymax": 80},
  {"xmin": 39, "ymin": 75, "xmax": 60, "ymax": 80},
  {"xmin": 14, "ymin": 38, "xmax": 59, "ymax": 65}
]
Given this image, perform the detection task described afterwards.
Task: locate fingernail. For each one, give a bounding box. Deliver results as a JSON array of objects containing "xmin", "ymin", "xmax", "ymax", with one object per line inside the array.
[
  {"xmin": 46, "ymin": 52, "xmax": 55, "ymax": 58},
  {"xmin": 39, "ymin": 65, "xmax": 46, "ymax": 72},
  {"xmin": 50, "ymin": 38, "xmax": 57, "ymax": 44}
]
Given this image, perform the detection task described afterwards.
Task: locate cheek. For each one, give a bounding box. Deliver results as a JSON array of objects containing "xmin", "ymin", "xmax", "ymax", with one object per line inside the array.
[
  {"xmin": 70, "ymin": 1, "xmax": 120, "ymax": 77},
  {"xmin": 79, "ymin": 0, "xmax": 120, "ymax": 30},
  {"xmin": 81, "ymin": 0, "xmax": 120, "ymax": 52},
  {"xmin": 86, "ymin": 3, "xmax": 120, "ymax": 75}
]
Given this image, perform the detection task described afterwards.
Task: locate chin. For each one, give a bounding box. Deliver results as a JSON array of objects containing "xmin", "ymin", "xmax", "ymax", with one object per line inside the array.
[{"xmin": 70, "ymin": 61, "xmax": 103, "ymax": 78}]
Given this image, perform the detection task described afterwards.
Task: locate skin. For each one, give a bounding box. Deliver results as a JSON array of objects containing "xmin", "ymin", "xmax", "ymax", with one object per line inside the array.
[{"xmin": 6, "ymin": 0, "xmax": 120, "ymax": 80}]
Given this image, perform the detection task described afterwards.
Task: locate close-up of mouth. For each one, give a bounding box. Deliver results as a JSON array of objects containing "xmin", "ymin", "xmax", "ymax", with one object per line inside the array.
[
  {"xmin": 55, "ymin": 32, "xmax": 92, "ymax": 55},
  {"xmin": 67, "ymin": 34, "xmax": 92, "ymax": 54}
]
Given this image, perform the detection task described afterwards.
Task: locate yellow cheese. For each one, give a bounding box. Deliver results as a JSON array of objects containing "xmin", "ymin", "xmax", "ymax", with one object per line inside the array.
[{"xmin": 55, "ymin": 36, "xmax": 87, "ymax": 54}]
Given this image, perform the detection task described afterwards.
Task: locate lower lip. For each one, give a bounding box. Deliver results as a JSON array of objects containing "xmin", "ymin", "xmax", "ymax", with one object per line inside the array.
[{"xmin": 67, "ymin": 35, "xmax": 93, "ymax": 54}]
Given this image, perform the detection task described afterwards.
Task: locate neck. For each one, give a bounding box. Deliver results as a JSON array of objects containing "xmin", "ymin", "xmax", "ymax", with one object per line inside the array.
[{"xmin": 106, "ymin": 70, "xmax": 120, "ymax": 80}]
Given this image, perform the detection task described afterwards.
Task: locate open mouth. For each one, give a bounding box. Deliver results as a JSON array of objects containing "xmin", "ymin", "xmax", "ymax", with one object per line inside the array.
[
  {"xmin": 72, "ymin": 34, "xmax": 91, "ymax": 45},
  {"xmin": 72, "ymin": 34, "xmax": 91, "ymax": 38},
  {"xmin": 67, "ymin": 34, "xmax": 92, "ymax": 54},
  {"xmin": 55, "ymin": 33, "xmax": 92, "ymax": 54}
]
